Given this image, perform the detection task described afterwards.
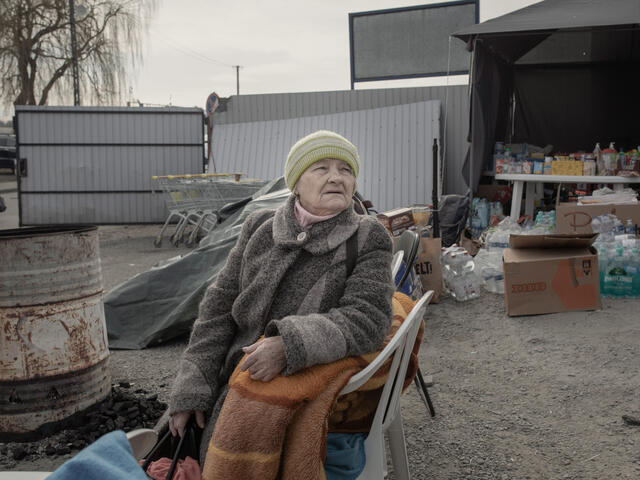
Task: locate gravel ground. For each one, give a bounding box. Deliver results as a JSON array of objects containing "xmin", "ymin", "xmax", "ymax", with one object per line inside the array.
[{"xmin": 3, "ymin": 224, "xmax": 640, "ymax": 478}]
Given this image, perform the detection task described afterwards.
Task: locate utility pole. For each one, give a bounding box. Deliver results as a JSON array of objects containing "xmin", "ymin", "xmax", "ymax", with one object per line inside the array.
[
  {"xmin": 69, "ymin": 0, "xmax": 80, "ymax": 105},
  {"xmin": 233, "ymin": 65, "xmax": 241, "ymax": 95}
]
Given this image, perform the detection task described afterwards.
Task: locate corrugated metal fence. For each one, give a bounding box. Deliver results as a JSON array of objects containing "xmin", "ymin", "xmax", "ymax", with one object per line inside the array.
[
  {"xmin": 15, "ymin": 106, "xmax": 205, "ymax": 225},
  {"xmin": 213, "ymin": 85, "xmax": 469, "ymax": 195},
  {"xmin": 211, "ymin": 100, "xmax": 441, "ymax": 212}
]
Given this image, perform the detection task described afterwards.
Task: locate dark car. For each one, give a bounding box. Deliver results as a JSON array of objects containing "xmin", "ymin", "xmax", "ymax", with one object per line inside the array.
[
  {"xmin": 0, "ymin": 135, "xmax": 16, "ymax": 175},
  {"xmin": 0, "ymin": 146, "xmax": 16, "ymax": 175}
]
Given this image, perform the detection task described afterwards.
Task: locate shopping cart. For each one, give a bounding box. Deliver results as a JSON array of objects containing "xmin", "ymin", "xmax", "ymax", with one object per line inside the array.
[{"xmin": 152, "ymin": 173, "xmax": 266, "ymax": 247}]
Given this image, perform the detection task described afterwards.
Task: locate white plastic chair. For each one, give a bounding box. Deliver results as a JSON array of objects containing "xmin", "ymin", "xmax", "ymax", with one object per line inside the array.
[
  {"xmin": 339, "ymin": 290, "xmax": 434, "ymax": 480},
  {"xmin": 391, "ymin": 250, "xmax": 404, "ymax": 279}
]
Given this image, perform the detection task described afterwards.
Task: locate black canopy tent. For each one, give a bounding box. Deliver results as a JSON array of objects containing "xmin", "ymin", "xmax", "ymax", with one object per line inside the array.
[{"xmin": 453, "ymin": 0, "xmax": 640, "ymax": 192}]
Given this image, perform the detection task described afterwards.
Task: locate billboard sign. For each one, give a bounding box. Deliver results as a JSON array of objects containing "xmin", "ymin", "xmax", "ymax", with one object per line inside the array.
[{"xmin": 349, "ymin": 1, "xmax": 478, "ymax": 87}]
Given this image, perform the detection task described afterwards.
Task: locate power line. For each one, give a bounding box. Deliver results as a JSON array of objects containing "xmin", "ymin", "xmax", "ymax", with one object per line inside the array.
[{"xmin": 151, "ymin": 31, "xmax": 234, "ymax": 68}]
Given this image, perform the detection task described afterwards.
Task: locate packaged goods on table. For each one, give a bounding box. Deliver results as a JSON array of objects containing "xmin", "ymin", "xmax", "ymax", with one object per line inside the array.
[
  {"xmin": 599, "ymin": 143, "xmax": 618, "ymax": 176},
  {"xmin": 551, "ymin": 156, "xmax": 582, "ymax": 176},
  {"xmin": 581, "ymin": 154, "xmax": 597, "ymax": 175}
]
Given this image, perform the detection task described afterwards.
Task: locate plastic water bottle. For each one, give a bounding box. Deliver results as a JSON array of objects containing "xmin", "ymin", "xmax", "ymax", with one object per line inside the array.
[
  {"xmin": 483, "ymin": 265, "xmax": 504, "ymax": 294},
  {"xmin": 632, "ymin": 247, "xmax": 640, "ymax": 298},
  {"xmin": 478, "ymin": 199, "xmax": 489, "ymax": 230},
  {"xmin": 486, "ymin": 230, "xmax": 510, "ymax": 251},
  {"xmin": 592, "ymin": 216, "xmax": 603, "ymax": 238},
  {"xmin": 447, "ymin": 254, "xmax": 465, "ymax": 300},
  {"xmin": 471, "ymin": 210, "xmax": 483, "ymax": 238},
  {"xmin": 625, "ymin": 219, "xmax": 637, "ymax": 235},
  {"xmin": 601, "ymin": 215, "xmax": 615, "ymax": 243},
  {"xmin": 441, "ymin": 247, "xmax": 453, "ymax": 296},
  {"xmin": 489, "ymin": 201, "xmax": 503, "ymax": 220},
  {"xmin": 597, "ymin": 245, "xmax": 608, "ymax": 296},
  {"xmin": 449, "ymin": 251, "xmax": 480, "ymax": 302},
  {"xmin": 606, "ymin": 246, "xmax": 630, "ymax": 298},
  {"xmin": 613, "ymin": 218, "xmax": 625, "ymax": 235},
  {"xmin": 534, "ymin": 210, "xmax": 556, "ymax": 233}
]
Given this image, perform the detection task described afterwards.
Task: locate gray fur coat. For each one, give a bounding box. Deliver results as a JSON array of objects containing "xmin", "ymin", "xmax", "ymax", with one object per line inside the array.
[{"xmin": 167, "ymin": 194, "xmax": 394, "ymax": 462}]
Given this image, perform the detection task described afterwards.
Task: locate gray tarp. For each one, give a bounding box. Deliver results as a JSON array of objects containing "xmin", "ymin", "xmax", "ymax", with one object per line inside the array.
[
  {"xmin": 104, "ymin": 178, "xmax": 288, "ymax": 349},
  {"xmin": 453, "ymin": 0, "xmax": 640, "ymax": 192}
]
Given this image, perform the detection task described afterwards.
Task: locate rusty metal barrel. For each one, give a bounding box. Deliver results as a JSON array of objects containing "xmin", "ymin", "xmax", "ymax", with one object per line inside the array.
[{"xmin": 0, "ymin": 226, "xmax": 111, "ymax": 440}]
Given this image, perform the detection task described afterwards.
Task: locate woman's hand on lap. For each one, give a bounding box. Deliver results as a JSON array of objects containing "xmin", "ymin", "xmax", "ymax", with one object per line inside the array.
[{"xmin": 241, "ymin": 336, "xmax": 286, "ymax": 382}]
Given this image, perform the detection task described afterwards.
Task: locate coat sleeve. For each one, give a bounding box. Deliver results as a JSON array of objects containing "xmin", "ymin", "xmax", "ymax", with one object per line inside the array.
[
  {"xmin": 265, "ymin": 218, "xmax": 395, "ymax": 375},
  {"xmin": 167, "ymin": 211, "xmax": 268, "ymax": 414}
]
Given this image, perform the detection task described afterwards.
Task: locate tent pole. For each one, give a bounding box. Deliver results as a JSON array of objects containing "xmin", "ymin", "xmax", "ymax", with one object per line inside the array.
[
  {"xmin": 432, "ymin": 138, "xmax": 440, "ymax": 238},
  {"xmin": 468, "ymin": 40, "xmax": 476, "ymax": 209}
]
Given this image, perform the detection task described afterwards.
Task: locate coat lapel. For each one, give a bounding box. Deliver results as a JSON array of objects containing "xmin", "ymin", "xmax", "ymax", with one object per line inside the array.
[{"xmin": 272, "ymin": 195, "xmax": 359, "ymax": 255}]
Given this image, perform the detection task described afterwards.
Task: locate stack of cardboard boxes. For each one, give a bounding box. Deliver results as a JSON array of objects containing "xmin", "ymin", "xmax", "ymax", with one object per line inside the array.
[
  {"xmin": 503, "ymin": 200, "xmax": 639, "ymax": 316},
  {"xmin": 555, "ymin": 202, "xmax": 640, "ymax": 234},
  {"xmin": 503, "ymin": 234, "xmax": 601, "ymax": 316},
  {"xmin": 376, "ymin": 200, "xmax": 638, "ymax": 316}
]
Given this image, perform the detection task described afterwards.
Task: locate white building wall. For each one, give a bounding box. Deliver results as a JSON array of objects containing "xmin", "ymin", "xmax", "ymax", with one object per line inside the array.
[
  {"xmin": 210, "ymin": 100, "xmax": 441, "ymax": 212},
  {"xmin": 213, "ymin": 86, "xmax": 469, "ymax": 195}
]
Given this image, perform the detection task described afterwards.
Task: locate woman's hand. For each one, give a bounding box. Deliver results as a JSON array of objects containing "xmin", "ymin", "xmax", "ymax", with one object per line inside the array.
[
  {"xmin": 169, "ymin": 410, "xmax": 205, "ymax": 437},
  {"xmin": 240, "ymin": 336, "xmax": 286, "ymax": 382}
]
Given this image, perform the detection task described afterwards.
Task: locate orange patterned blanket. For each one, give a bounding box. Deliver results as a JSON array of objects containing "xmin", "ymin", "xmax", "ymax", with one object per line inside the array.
[{"xmin": 202, "ymin": 292, "xmax": 422, "ymax": 480}]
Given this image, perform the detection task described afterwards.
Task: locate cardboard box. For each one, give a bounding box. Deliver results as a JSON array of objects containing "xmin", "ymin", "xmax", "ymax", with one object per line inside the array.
[
  {"xmin": 503, "ymin": 234, "xmax": 601, "ymax": 316},
  {"xmin": 476, "ymin": 184, "xmax": 505, "ymax": 202},
  {"xmin": 377, "ymin": 208, "xmax": 414, "ymax": 237},
  {"xmin": 556, "ymin": 202, "xmax": 640, "ymax": 234}
]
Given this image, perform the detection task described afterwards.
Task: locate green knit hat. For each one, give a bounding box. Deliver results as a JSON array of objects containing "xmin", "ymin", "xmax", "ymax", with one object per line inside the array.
[{"xmin": 284, "ymin": 130, "xmax": 360, "ymax": 191}]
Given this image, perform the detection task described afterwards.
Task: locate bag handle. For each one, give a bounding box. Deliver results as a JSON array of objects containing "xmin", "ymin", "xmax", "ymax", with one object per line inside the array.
[
  {"xmin": 142, "ymin": 417, "xmax": 198, "ymax": 480},
  {"xmin": 165, "ymin": 426, "xmax": 189, "ymax": 480},
  {"xmin": 141, "ymin": 429, "xmax": 171, "ymax": 472}
]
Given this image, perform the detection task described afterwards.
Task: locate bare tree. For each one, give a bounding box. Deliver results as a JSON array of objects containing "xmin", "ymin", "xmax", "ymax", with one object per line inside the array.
[{"xmin": 0, "ymin": 0, "xmax": 157, "ymax": 107}]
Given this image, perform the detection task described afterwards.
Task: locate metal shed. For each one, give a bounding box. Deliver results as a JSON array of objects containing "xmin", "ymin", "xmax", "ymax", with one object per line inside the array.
[
  {"xmin": 212, "ymin": 85, "xmax": 469, "ymax": 195},
  {"xmin": 211, "ymin": 100, "xmax": 441, "ymax": 212},
  {"xmin": 15, "ymin": 106, "xmax": 205, "ymax": 225}
]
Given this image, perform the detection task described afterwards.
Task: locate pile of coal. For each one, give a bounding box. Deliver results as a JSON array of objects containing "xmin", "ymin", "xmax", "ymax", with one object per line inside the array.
[{"xmin": 0, "ymin": 382, "xmax": 167, "ymax": 467}]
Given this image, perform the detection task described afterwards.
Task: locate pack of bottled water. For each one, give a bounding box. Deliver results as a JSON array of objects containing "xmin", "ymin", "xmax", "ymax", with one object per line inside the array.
[
  {"xmin": 592, "ymin": 214, "xmax": 640, "ymax": 298},
  {"xmin": 473, "ymin": 249, "xmax": 505, "ymax": 294},
  {"xmin": 440, "ymin": 245, "xmax": 481, "ymax": 301},
  {"xmin": 484, "ymin": 217, "xmax": 522, "ymax": 251},
  {"xmin": 470, "ymin": 198, "xmax": 504, "ymax": 238}
]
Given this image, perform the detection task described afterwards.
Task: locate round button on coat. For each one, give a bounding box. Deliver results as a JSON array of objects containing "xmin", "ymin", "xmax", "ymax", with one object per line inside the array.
[{"xmin": 297, "ymin": 232, "xmax": 307, "ymax": 242}]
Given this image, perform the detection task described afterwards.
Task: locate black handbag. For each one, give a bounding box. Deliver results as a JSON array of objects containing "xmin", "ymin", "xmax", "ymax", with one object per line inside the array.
[{"xmin": 141, "ymin": 418, "xmax": 202, "ymax": 480}]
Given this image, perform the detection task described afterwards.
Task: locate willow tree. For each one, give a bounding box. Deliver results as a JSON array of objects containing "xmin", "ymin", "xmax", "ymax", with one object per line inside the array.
[{"xmin": 0, "ymin": 0, "xmax": 157, "ymax": 107}]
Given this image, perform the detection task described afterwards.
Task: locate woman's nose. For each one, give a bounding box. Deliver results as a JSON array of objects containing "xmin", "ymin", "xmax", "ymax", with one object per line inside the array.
[{"xmin": 328, "ymin": 167, "xmax": 342, "ymax": 183}]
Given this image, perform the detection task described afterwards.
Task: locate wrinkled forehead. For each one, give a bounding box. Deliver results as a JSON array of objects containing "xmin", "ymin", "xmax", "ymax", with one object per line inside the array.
[{"xmin": 313, "ymin": 158, "xmax": 353, "ymax": 170}]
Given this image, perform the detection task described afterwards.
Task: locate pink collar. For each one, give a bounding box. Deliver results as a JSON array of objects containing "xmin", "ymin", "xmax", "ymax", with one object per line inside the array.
[{"xmin": 294, "ymin": 199, "xmax": 339, "ymax": 228}]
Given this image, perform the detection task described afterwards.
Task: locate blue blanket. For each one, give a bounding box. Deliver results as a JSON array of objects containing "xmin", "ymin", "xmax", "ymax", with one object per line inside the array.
[{"xmin": 47, "ymin": 430, "xmax": 148, "ymax": 480}]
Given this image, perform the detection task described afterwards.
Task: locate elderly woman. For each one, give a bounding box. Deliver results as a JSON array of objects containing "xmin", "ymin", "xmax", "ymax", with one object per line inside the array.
[{"xmin": 167, "ymin": 130, "xmax": 394, "ymax": 477}]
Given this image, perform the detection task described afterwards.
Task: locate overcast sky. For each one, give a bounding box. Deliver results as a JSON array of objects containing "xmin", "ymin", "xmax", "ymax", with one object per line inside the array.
[
  {"xmin": 130, "ymin": 0, "xmax": 539, "ymax": 109},
  {"xmin": 2, "ymin": 0, "xmax": 539, "ymax": 119}
]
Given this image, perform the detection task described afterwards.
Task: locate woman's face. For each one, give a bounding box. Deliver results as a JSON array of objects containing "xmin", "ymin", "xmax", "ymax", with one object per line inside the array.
[{"xmin": 295, "ymin": 158, "xmax": 356, "ymax": 216}]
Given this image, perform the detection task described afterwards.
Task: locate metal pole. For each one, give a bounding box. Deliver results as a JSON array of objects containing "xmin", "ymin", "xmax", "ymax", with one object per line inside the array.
[
  {"xmin": 432, "ymin": 138, "xmax": 440, "ymax": 238},
  {"xmin": 69, "ymin": 0, "xmax": 80, "ymax": 105},
  {"xmin": 234, "ymin": 65, "xmax": 240, "ymax": 95}
]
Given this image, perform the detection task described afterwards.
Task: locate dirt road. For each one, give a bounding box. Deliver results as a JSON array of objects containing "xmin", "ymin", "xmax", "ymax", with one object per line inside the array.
[{"xmin": 2, "ymin": 224, "xmax": 640, "ymax": 479}]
